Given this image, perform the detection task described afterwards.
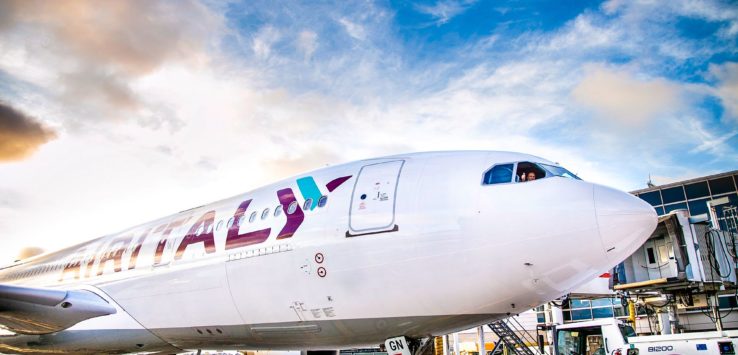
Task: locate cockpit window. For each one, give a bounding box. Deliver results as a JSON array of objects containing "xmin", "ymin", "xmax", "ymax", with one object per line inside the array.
[
  {"xmin": 483, "ymin": 163, "xmax": 514, "ymax": 184},
  {"xmin": 540, "ymin": 163, "xmax": 581, "ymax": 180},
  {"xmin": 516, "ymin": 162, "xmax": 547, "ymax": 182},
  {"xmin": 484, "ymin": 161, "xmax": 581, "ymax": 185}
]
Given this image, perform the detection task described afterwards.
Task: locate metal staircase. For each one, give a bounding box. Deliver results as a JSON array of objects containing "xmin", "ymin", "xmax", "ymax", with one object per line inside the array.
[{"xmin": 487, "ymin": 317, "xmax": 542, "ymax": 355}]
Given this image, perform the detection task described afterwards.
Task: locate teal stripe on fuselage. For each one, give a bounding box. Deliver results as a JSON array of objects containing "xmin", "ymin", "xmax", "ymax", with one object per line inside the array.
[{"xmin": 296, "ymin": 177, "xmax": 322, "ymax": 210}]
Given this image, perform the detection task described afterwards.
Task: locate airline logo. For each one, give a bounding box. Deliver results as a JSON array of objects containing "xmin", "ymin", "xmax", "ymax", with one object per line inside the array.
[{"xmin": 59, "ymin": 175, "xmax": 352, "ymax": 281}]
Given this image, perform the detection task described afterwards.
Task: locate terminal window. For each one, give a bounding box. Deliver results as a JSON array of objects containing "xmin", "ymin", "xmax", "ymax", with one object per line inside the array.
[
  {"xmin": 710, "ymin": 176, "xmax": 736, "ymax": 195},
  {"xmin": 661, "ymin": 186, "xmax": 686, "ymax": 204},
  {"xmin": 634, "ymin": 175, "xmax": 738, "ymax": 224},
  {"xmin": 638, "ymin": 191, "xmax": 662, "ymax": 206},
  {"xmin": 685, "ymin": 181, "xmax": 709, "ymax": 199}
]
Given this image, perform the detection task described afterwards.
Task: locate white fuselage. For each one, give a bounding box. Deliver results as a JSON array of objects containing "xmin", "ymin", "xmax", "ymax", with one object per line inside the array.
[{"xmin": 0, "ymin": 151, "xmax": 657, "ymax": 354}]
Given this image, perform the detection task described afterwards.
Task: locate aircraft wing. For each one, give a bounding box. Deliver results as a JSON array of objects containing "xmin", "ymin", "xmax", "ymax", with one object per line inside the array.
[{"xmin": 0, "ymin": 284, "xmax": 116, "ymax": 335}]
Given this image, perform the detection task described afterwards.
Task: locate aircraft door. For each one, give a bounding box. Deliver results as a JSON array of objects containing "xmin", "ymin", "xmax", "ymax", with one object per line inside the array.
[
  {"xmin": 643, "ymin": 236, "xmax": 676, "ymax": 279},
  {"xmin": 348, "ymin": 160, "xmax": 404, "ymax": 236}
]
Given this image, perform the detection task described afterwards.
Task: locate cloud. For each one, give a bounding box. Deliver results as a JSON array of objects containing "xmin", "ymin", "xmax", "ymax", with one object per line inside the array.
[
  {"xmin": 252, "ymin": 25, "xmax": 282, "ymax": 58},
  {"xmin": 0, "ymin": 0, "xmax": 218, "ymax": 127},
  {"xmin": 263, "ymin": 146, "xmax": 344, "ymax": 180},
  {"xmin": 296, "ymin": 30, "xmax": 318, "ymax": 60},
  {"xmin": 542, "ymin": 15, "xmax": 621, "ymax": 53},
  {"xmin": 571, "ymin": 65, "xmax": 682, "ymax": 125},
  {"xmin": 594, "ymin": 0, "xmax": 738, "ymax": 61},
  {"xmin": 667, "ymin": 0, "xmax": 738, "ymax": 39},
  {"xmin": 155, "ymin": 145, "xmax": 174, "ymax": 156},
  {"xmin": 59, "ymin": 70, "xmax": 137, "ymax": 111},
  {"xmin": 710, "ymin": 62, "xmax": 738, "ymax": 120},
  {"xmin": 683, "ymin": 114, "xmax": 738, "ymax": 157},
  {"xmin": 338, "ymin": 18, "xmax": 366, "ymax": 41},
  {"xmin": 196, "ymin": 156, "xmax": 218, "ymax": 171},
  {"xmin": 0, "ymin": 0, "xmax": 214, "ymax": 75},
  {"xmin": 415, "ymin": 0, "xmax": 477, "ymax": 26},
  {"xmin": 691, "ymin": 129, "xmax": 738, "ymax": 155},
  {"xmin": 0, "ymin": 101, "xmax": 57, "ymax": 161},
  {"xmin": 0, "ymin": 188, "xmax": 24, "ymax": 209},
  {"xmin": 600, "ymin": 0, "xmax": 623, "ymax": 15},
  {"xmin": 15, "ymin": 246, "xmax": 44, "ymax": 261}
]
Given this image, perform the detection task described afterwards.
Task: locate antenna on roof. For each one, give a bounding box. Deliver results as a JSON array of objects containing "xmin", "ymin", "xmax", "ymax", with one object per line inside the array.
[{"xmin": 647, "ymin": 174, "xmax": 655, "ymax": 188}]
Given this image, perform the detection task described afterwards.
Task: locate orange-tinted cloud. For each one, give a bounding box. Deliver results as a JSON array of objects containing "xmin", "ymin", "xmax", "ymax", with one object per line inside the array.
[
  {"xmin": 0, "ymin": 101, "xmax": 57, "ymax": 162},
  {"xmin": 15, "ymin": 247, "xmax": 44, "ymax": 261},
  {"xmin": 572, "ymin": 65, "xmax": 681, "ymax": 126},
  {"xmin": 0, "ymin": 0, "xmax": 217, "ymax": 117},
  {"xmin": 0, "ymin": 0, "xmax": 213, "ymax": 75},
  {"xmin": 264, "ymin": 146, "xmax": 343, "ymax": 180}
]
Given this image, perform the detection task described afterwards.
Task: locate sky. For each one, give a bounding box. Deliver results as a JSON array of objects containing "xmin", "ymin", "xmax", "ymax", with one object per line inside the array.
[{"xmin": 0, "ymin": 0, "xmax": 737, "ymax": 263}]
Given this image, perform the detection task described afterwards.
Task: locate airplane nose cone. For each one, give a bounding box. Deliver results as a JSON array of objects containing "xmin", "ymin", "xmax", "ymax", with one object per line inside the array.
[{"xmin": 594, "ymin": 185, "xmax": 658, "ymax": 262}]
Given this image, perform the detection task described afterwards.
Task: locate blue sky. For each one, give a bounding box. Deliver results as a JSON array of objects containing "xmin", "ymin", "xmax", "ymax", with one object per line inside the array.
[
  {"xmin": 0, "ymin": 0, "xmax": 736, "ymax": 261},
  {"xmin": 216, "ymin": 0, "xmax": 738, "ymax": 183}
]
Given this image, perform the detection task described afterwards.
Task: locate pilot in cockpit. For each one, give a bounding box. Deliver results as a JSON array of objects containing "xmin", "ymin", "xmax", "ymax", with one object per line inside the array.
[
  {"xmin": 518, "ymin": 171, "xmax": 536, "ymax": 182},
  {"xmin": 486, "ymin": 161, "xmax": 580, "ymax": 186},
  {"xmin": 516, "ymin": 161, "xmax": 545, "ymax": 183}
]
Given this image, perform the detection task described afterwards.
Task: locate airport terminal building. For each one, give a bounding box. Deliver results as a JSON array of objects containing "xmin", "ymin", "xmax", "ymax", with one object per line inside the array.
[{"xmin": 632, "ymin": 170, "xmax": 738, "ymax": 229}]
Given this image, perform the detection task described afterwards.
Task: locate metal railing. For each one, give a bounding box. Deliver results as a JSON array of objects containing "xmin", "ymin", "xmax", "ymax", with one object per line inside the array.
[{"xmin": 487, "ymin": 317, "xmax": 543, "ymax": 355}]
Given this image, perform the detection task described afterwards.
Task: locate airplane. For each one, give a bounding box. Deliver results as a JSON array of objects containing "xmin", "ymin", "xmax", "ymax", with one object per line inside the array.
[{"xmin": 0, "ymin": 151, "xmax": 657, "ymax": 354}]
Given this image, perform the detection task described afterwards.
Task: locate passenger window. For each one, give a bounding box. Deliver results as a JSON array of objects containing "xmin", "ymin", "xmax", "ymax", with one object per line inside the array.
[
  {"xmin": 318, "ymin": 196, "xmax": 328, "ymax": 208},
  {"xmin": 216, "ymin": 220, "xmax": 223, "ymax": 231},
  {"xmin": 261, "ymin": 208, "xmax": 270, "ymax": 220},
  {"xmin": 249, "ymin": 212, "xmax": 257, "ymax": 223},
  {"xmin": 483, "ymin": 164, "xmax": 515, "ymax": 184},
  {"xmin": 288, "ymin": 201, "xmax": 298, "ymax": 214},
  {"xmin": 274, "ymin": 205, "xmax": 282, "ymax": 217},
  {"xmin": 227, "ymin": 218, "xmax": 234, "ymax": 228},
  {"xmin": 304, "ymin": 198, "xmax": 313, "ymax": 210}
]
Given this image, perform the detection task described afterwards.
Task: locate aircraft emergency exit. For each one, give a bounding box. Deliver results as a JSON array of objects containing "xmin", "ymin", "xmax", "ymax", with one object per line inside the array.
[{"xmin": 0, "ymin": 151, "xmax": 657, "ymax": 354}]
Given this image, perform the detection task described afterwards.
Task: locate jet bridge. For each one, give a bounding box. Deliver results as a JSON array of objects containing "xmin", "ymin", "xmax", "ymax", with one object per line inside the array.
[
  {"xmin": 611, "ymin": 209, "xmax": 738, "ymax": 332},
  {"xmin": 613, "ymin": 210, "xmax": 737, "ymax": 292}
]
